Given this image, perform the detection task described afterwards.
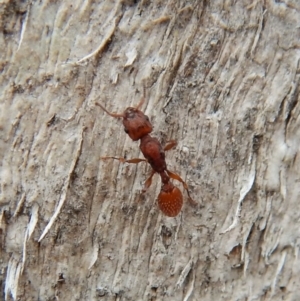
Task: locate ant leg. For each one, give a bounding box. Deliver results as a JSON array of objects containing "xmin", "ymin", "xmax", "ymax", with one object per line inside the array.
[
  {"xmin": 142, "ymin": 170, "xmax": 155, "ymax": 193},
  {"xmin": 166, "ymin": 170, "xmax": 197, "ymax": 206},
  {"xmin": 164, "ymin": 140, "xmax": 177, "ymax": 151},
  {"xmin": 95, "ymin": 103, "xmax": 124, "ymax": 118},
  {"xmin": 101, "ymin": 157, "xmax": 147, "ymax": 164}
]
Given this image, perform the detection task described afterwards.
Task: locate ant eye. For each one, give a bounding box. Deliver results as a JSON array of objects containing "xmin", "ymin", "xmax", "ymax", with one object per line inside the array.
[
  {"xmin": 124, "ymin": 128, "xmax": 129, "ymax": 134},
  {"xmin": 145, "ymin": 116, "xmax": 149, "ymax": 121}
]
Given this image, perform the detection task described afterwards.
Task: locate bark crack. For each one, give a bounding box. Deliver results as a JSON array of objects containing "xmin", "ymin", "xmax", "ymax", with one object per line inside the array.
[{"xmin": 38, "ymin": 127, "xmax": 84, "ymax": 242}]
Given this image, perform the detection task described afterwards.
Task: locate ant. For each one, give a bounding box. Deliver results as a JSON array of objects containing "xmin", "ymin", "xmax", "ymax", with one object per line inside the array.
[{"xmin": 96, "ymin": 95, "xmax": 196, "ymax": 217}]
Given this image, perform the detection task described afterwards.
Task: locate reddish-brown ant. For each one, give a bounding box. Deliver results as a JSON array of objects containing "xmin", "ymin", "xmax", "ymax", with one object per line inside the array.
[{"xmin": 96, "ymin": 95, "xmax": 196, "ymax": 217}]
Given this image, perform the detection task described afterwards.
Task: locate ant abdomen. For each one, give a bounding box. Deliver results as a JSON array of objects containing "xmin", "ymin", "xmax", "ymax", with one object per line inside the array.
[{"xmin": 158, "ymin": 184, "xmax": 183, "ymax": 217}]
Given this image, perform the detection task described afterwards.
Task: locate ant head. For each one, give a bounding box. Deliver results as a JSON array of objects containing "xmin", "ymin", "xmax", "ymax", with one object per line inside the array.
[
  {"xmin": 158, "ymin": 183, "xmax": 183, "ymax": 217},
  {"xmin": 122, "ymin": 107, "xmax": 153, "ymax": 141}
]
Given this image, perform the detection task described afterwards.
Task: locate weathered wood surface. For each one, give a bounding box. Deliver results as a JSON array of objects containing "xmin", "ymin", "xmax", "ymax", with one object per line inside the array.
[{"xmin": 1, "ymin": 0, "xmax": 300, "ymax": 300}]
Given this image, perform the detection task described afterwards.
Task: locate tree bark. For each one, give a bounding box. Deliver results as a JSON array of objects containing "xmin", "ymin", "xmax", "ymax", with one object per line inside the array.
[{"xmin": 1, "ymin": 0, "xmax": 300, "ymax": 300}]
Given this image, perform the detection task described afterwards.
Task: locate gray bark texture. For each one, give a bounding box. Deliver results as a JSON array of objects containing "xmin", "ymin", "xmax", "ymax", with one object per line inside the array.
[{"xmin": 1, "ymin": 0, "xmax": 300, "ymax": 300}]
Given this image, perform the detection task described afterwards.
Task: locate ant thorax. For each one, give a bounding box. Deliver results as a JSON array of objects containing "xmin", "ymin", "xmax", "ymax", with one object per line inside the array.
[{"xmin": 139, "ymin": 135, "xmax": 167, "ymax": 173}]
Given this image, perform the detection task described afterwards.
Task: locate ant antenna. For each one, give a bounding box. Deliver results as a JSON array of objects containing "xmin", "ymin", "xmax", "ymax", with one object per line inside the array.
[
  {"xmin": 95, "ymin": 102, "xmax": 124, "ymax": 118},
  {"xmin": 135, "ymin": 86, "xmax": 146, "ymax": 111}
]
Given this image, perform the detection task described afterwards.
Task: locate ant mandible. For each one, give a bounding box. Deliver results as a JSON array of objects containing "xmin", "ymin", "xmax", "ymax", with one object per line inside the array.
[{"xmin": 96, "ymin": 94, "xmax": 196, "ymax": 217}]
